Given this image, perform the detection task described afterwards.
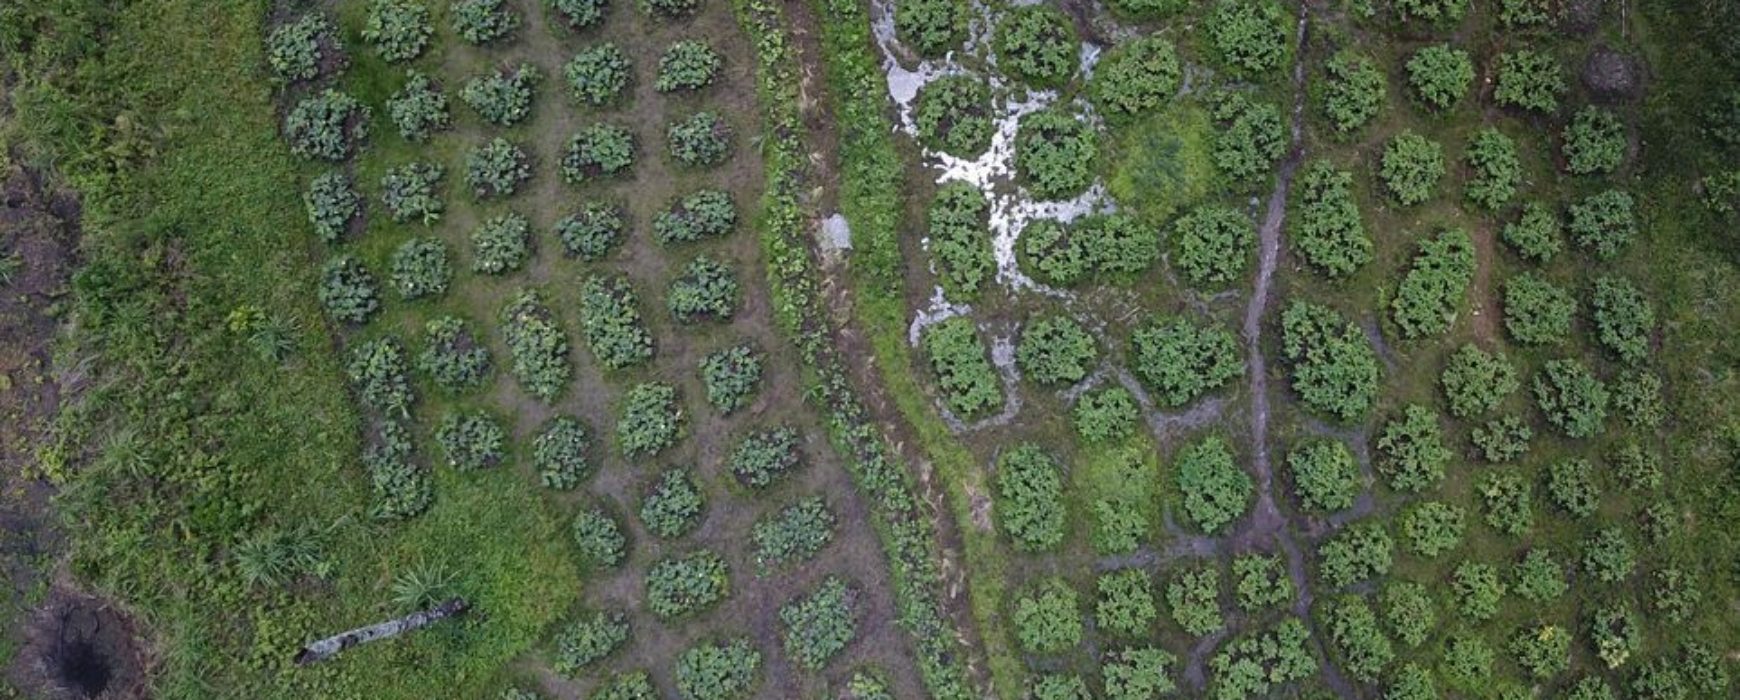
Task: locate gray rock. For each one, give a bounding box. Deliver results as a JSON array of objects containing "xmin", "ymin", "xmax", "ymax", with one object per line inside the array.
[{"xmin": 1582, "ymin": 47, "xmax": 1643, "ymax": 102}]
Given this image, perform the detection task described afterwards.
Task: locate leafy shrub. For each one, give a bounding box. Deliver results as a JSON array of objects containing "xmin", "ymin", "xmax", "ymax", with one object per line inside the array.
[
  {"xmin": 572, "ymin": 506, "xmax": 626, "ymax": 569},
  {"xmin": 1465, "ymin": 128, "xmax": 1521, "ymax": 209},
  {"xmin": 1176, "ymin": 436, "xmax": 1252, "ymax": 534},
  {"xmin": 1392, "ymin": 0, "xmax": 1466, "ymax": 22},
  {"xmin": 319, "ymin": 255, "xmax": 380, "ymax": 324},
  {"xmin": 363, "ymin": 0, "xmax": 432, "ymax": 62},
  {"xmin": 349, "ymin": 337, "xmax": 413, "ymax": 414},
  {"xmin": 564, "ymin": 44, "xmax": 631, "ymax": 106},
  {"xmin": 1017, "ymin": 316, "xmax": 1096, "ymax": 386},
  {"xmin": 922, "ymin": 317, "xmax": 1003, "ymax": 418},
  {"xmin": 996, "ymin": 6, "xmax": 1078, "ymax": 88},
  {"xmin": 1209, "ymin": 92, "xmax": 1286, "ymax": 185},
  {"xmin": 553, "ymin": 609, "xmax": 628, "ymax": 674},
  {"xmin": 1401, "ymin": 501, "xmax": 1465, "ymax": 557},
  {"xmin": 923, "ymin": 183, "xmax": 994, "ymax": 300},
  {"xmin": 1533, "ymin": 358, "xmax": 1608, "ymax": 438},
  {"xmin": 1581, "ymin": 526, "xmax": 1635, "ymax": 583},
  {"xmin": 550, "ymin": 0, "xmax": 608, "ymax": 29},
  {"xmin": 657, "ymin": 40, "xmax": 721, "ymax": 92},
  {"xmin": 387, "ymin": 71, "xmax": 452, "ymax": 142},
  {"xmin": 1406, "ymin": 44, "xmax": 1473, "ymax": 111},
  {"xmin": 1479, "ymin": 471, "xmax": 1534, "ymax": 535},
  {"xmin": 1318, "ymin": 520, "xmax": 1392, "ymax": 588},
  {"xmin": 667, "ymin": 256, "xmax": 739, "ymax": 322},
  {"xmin": 1281, "ymin": 300, "xmax": 1380, "ymax": 420},
  {"xmin": 1376, "ymin": 404, "xmax": 1449, "ymax": 493},
  {"xmin": 1166, "ymin": 566, "xmax": 1223, "ymax": 637},
  {"xmin": 1014, "ymin": 578, "xmax": 1083, "ymax": 653},
  {"xmin": 667, "ymin": 111, "xmax": 733, "ymax": 167},
  {"xmin": 699, "ymin": 344, "xmax": 762, "ymax": 414},
  {"xmin": 380, "ymin": 162, "xmax": 445, "ymax": 224},
  {"xmin": 995, "ymin": 444, "xmax": 1066, "ymax": 551},
  {"xmin": 675, "ymin": 638, "xmax": 760, "ymax": 700},
  {"xmin": 1390, "ymin": 228, "xmax": 1474, "ymax": 338},
  {"xmin": 1103, "ymin": 647, "xmax": 1177, "ymax": 699},
  {"xmin": 267, "ymin": 14, "xmax": 341, "ymax": 82},
  {"xmin": 389, "ymin": 237, "xmax": 450, "ymax": 301},
  {"xmin": 894, "ymin": 0, "xmax": 966, "ymax": 58},
  {"xmin": 1092, "ymin": 499, "xmax": 1147, "ymax": 554},
  {"xmin": 1563, "ymin": 107, "xmax": 1626, "ymax": 174},
  {"xmin": 729, "ymin": 427, "xmax": 802, "ymax": 489},
  {"xmin": 1233, "ymin": 555, "xmax": 1291, "ymax": 611},
  {"xmin": 1450, "ymin": 560, "xmax": 1505, "ymax": 621},
  {"xmin": 1510, "ymin": 623, "xmax": 1570, "ymax": 679},
  {"xmin": 470, "ymin": 213, "xmax": 531, "ymax": 275},
  {"xmin": 1289, "ymin": 161, "xmax": 1371, "ymax": 277},
  {"xmin": 1030, "ymin": 674, "xmax": 1090, "ymax": 700},
  {"xmin": 1546, "ymin": 458, "xmax": 1600, "ymax": 517},
  {"xmin": 417, "ymin": 316, "xmax": 490, "ymax": 392},
  {"xmin": 654, "ymin": 189, "xmax": 736, "ymax": 244},
  {"xmin": 1592, "ymin": 275, "xmax": 1654, "ymax": 364},
  {"xmin": 1502, "ymin": 272, "xmax": 1575, "ymax": 344},
  {"xmin": 1502, "ymin": 202, "xmax": 1562, "ymax": 262},
  {"xmin": 1130, "ymin": 317, "xmax": 1242, "ymax": 406},
  {"xmin": 436, "ymin": 411, "xmax": 506, "ymax": 470},
  {"xmin": 1568, "ymin": 189, "xmax": 1636, "ymax": 259},
  {"xmin": 1512, "ymin": 549, "xmax": 1566, "ymax": 602},
  {"xmin": 1473, "ymin": 415, "xmax": 1531, "ymax": 463},
  {"xmin": 364, "ymin": 420, "xmax": 430, "ymax": 520},
  {"xmin": 1016, "ymin": 109, "xmax": 1098, "ymax": 200},
  {"xmin": 1440, "ymin": 631, "xmax": 1494, "ymax": 691},
  {"xmin": 1208, "ymin": 618, "xmax": 1317, "ymax": 699},
  {"xmin": 1494, "ymin": 50, "xmax": 1565, "ymax": 113},
  {"xmin": 1498, "ymin": 0, "xmax": 1556, "ymax": 26},
  {"xmin": 562, "ymin": 123, "xmax": 636, "ymax": 182},
  {"xmin": 285, "ymin": 90, "xmax": 371, "ymax": 161},
  {"xmin": 1379, "ymin": 581, "xmax": 1435, "ymax": 647},
  {"xmin": 305, "ymin": 171, "xmax": 360, "ymax": 243},
  {"xmin": 914, "ymin": 76, "xmax": 992, "ymax": 157},
  {"xmin": 617, "ymin": 382, "xmax": 682, "ymax": 457},
  {"xmin": 501, "ymin": 290, "xmax": 572, "ymax": 400},
  {"xmin": 1173, "ymin": 205, "xmax": 1253, "ymax": 285},
  {"xmin": 1589, "ymin": 604, "xmax": 1641, "ymax": 669},
  {"xmin": 752, "ymin": 497, "xmax": 835, "ymax": 570},
  {"xmin": 533, "ymin": 416, "xmax": 591, "ymax": 489},
  {"xmin": 1611, "ymin": 442, "xmax": 1663, "ymax": 491},
  {"xmin": 1566, "ymin": 678, "xmax": 1616, "ymax": 700},
  {"xmin": 1091, "ymin": 37, "xmax": 1182, "ymax": 123},
  {"xmin": 1324, "ymin": 595, "xmax": 1392, "ymax": 683},
  {"xmin": 1613, "ymin": 374, "xmax": 1663, "ymax": 430},
  {"xmin": 555, "ymin": 201, "xmax": 625, "ymax": 260},
  {"xmin": 1286, "ymin": 439, "xmax": 1359, "ymax": 512},
  {"xmin": 465, "ymin": 138, "xmax": 531, "ymax": 199},
  {"xmin": 1649, "ymin": 568, "xmax": 1700, "ymax": 623},
  {"xmin": 780, "ymin": 577, "xmax": 857, "ymax": 670},
  {"xmin": 640, "ymin": 0, "xmax": 700, "ymax": 19},
  {"xmin": 1096, "ymin": 568, "xmax": 1157, "ymax": 637},
  {"xmin": 1386, "ymin": 663, "xmax": 1438, "ymax": 700},
  {"xmin": 1322, "ymin": 49, "xmax": 1385, "ymax": 134},
  {"xmin": 579, "ymin": 275, "xmax": 654, "ymax": 370},
  {"xmin": 1381, "ymin": 131, "xmax": 1446, "ymax": 206},
  {"xmin": 462, "ymin": 64, "xmax": 540, "ymax": 126},
  {"xmin": 647, "ymin": 550, "xmax": 730, "ymax": 618},
  {"xmin": 452, "ymin": 0, "xmax": 519, "ymax": 43},
  {"xmin": 639, "ymin": 468, "xmax": 704, "ymax": 538},
  {"xmin": 1440, "ymin": 344, "xmax": 1517, "ymax": 418},
  {"xmin": 1073, "ymin": 386, "xmax": 1138, "ymax": 444},
  {"xmin": 1209, "ymin": 0, "xmax": 1287, "ymax": 77}
]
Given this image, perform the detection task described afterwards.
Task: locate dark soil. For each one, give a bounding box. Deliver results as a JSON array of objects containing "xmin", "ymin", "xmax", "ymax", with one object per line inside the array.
[{"xmin": 8, "ymin": 587, "xmax": 148, "ymax": 700}]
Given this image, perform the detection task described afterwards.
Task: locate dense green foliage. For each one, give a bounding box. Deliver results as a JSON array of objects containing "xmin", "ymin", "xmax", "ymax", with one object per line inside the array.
[
  {"xmin": 1175, "ymin": 436, "xmax": 1253, "ymax": 534},
  {"xmin": 667, "ymin": 256, "xmax": 741, "ymax": 322},
  {"xmin": 1502, "ymin": 202, "xmax": 1562, "ymax": 262},
  {"xmin": 555, "ymin": 201, "xmax": 625, "ymax": 261},
  {"xmin": 1465, "ymin": 128, "xmax": 1522, "ymax": 209},
  {"xmin": 1322, "ymin": 49, "xmax": 1385, "ymax": 134},
  {"xmin": 639, "ymin": 468, "xmax": 705, "ymax": 538},
  {"xmin": 1568, "ymin": 189, "xmax": 1637, "ymax": 259},
  {"xmin": 1172, "ymin": 205, "xmax": 1254, "ymax": 285},
  {"xmin": 1376, "ymin": 404, "xmax": 1451, "ymax": 493},
  {"xmin": 647, "ymin": 550, "xmax": 731, "ymax": 619},
  {"xmin": 462, "ymin": 63, "xmax": 540, "ymax": 126},
  {"xmin": 996, "ymin": 5, "xmax": 1078, "ymax": 87},
  {"xmin": 1281, "ymin": 300, "xmax": 1380, "ymax": 420},
  {"xmin": 1440, "ymin": 344, "xmax": 1518, "ymax": 418},
  {"xmin": 1017, "ymin": 316, "xmax": 1097, "ymax": 386},
  {"xmin": 501, "ymin": 290, "xmax": 571, "ymax": 400},
  {"xmin": 655, "ymin": 189, "xmax": 737, "ymax": 244},
  {"xmin": 563, "ymin": 44, "xmax": 631, "ymax": 106},
  {"xmin": 1208, "ymin": 0, "xmax": 1287, "ymax": 77},
  {"xmin": 728, "ymin": 426, "xmax": 803, "ymax": 489},
  {"xmin": 657, "ymin": 40, "xmax": 722, "ymax": 93},
  {"xmin": 1325, "ymin": 595, "xmax": 1393, "ymax": 682},
  {"xmin": 1073, "ymin": 386, "xmax": 1139, "ymax": 444},
  {"xmin": 1130, "ymin": 316, "xmax": 1242, "ymax": 406},
  {"xmin": 1016, "ymin": 108, "xmax": 1099, "ymax": 200},
  {"xmin": 469, "ymin": 213, "xmax": 531, "ymax": 274},
  {"xmin": 392, "ymin": 235, "xmax": 451, "ymax": 299},
  {"xmin": 699, "ymin": 344, "xmax": 762, "ymax": 414},
  {"xmin": 1390, "ymin": 228, "xmax": 1475, "ymax": 338},
  {"xmin": 894, "ymin": 0, "xmax": 967, "ymax": 57},
  {"xmin": 1564, "ymin": 107, "xmax": 1627, "ymax": 175},
  {"xmin": 616, "ymin": 382, "xmax": 683, "ymax": 457},
  {"xmin": 1166, "ymin": 565, "xmax": 1224, "ymax": 637},
  {"xmin": 380, "ymin": 161, "xmax": 445, "ymax": 224},
  {"xmin": 285, "ymin": 89, "xmax": 371, "ymax": 161},
  {"xmin": 1208, "ymin": 618, "xmax": 1317, "ymax": 700},
  {"xmin": 995, "ymin": 444, "xmax": 1067, "ymax": 551},
  {"xmin": 1503, "ymin": 272, "xmax": 1576, "ymax": 345},
  {"xmin": 1092, "ymin": 37, "xmax": 1183, "ymax": 123},
  {"xmin": 667, "ymin": 111, "xmax": 734, "ymax": 168},
  {"xmin": 1209, "ymin": 92, "xmax": 1286, "ymax": 185},
  {"xmin": 1533, "ymin": 358, "xmax": 1609, "ymax": 439},
  {"xmin": 674, "ymin": 638, "xmax": 760, "ymax": 700},
  {"xmin": 1289, "ymin": 161, "xmax": 1371, "ymax": 277},
  {"xmin": 1318, "ymin": 521, "xmax": 1393, "ymax": 588},
  {"xmin": 364, "ymin": 0, "xmax": 433, "ymax": 62},
  {"xmin": 532, "ymin": 416, "xmax": 591, "ymax": 490},
  {"xmin": 319, "ymin": 255, "xmax": 381, "ymax": 324},
  {"xmin": 926, "ymin": 182, "xmax": 993, "ymax": 299},
  {"xmin": 562, "ymin": 123, "xmax": 637, "ymax": 182},
  {"xmin": 1381, "ymin": 131, "xmax": 1446, "ymax": 206},
  {"xmin": 418, "ymin": 316, "xmax": 490, "ymax": 393},
  {"xmin": 552, "ymin": 610, "xmax": 628, "ymax": 674},
  {"xmin": 1014, "ymin": 578, "xmax": 1083, "ymax": 654},
  {"xmin": 1406, "ymin": 44, "xmax": 1473, "ymax": 111},
  {"xmin": 922, "ymin": 317, "xmax": 1004, "ymax": 418},
  {"xmin": 1096, "ymin": 568, "xmax": 1158, "ymax": 638},
  {"xmin": 780, "ymin": 577, "xmax": 858, "ymax": 670},
  {"xmin": 1591, "ymin": 275, "xmax": 1655, "ymax": 364},
  {"xmin": 1286, "ymin": 439, "xmax": 1360, "ymax": 512},
  {"xmin": 579, "ymin": 275, "xmax": 654, "ymax": 370},
  {"xmin": 387, "ymin": 71, "xmax": 450, "ymax": 141},
  {"xmin": 1494, "ymin": 50, "xmax": 1565, "ymax": 113},
  {"xmin": 915, "ymin": 76, "xmax": 993, "ymax": 157},
  {"xmin": 751, "ymin": 497, "xmax": 835, "ymax": 571},
  {"xmin": 1233, "ymin": 554, "xmax": 1292, "ymax": 611},
  {"xmin": 452, "ymin": 0, "xmax": 519, "ymax": 44},
  {"xmin": 267, "ymin": 14, "xmax": 341, "ymax": 83}
]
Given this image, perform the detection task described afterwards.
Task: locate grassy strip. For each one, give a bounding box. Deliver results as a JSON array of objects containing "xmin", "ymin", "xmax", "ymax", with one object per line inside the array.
[
  {"xmin": 727, "ymin": 0, "xmax": 975, "ymax": 697},
  {"xmin": 805, "ymin": 0, "xmax": 1024, "ymax": 691}
]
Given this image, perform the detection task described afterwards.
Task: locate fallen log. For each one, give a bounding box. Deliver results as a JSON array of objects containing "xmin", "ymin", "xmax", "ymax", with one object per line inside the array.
[{"xmin": 293, "ymin": 597, "xmax": 469, "ymax": 666}]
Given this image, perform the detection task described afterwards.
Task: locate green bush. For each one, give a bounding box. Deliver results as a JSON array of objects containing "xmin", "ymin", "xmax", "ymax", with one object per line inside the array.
[
  {"xmin": 1233, "ymin": 554, "xmax": 1291, "ymax": 612},
  {"xmin": 1103, "ymin": 647, "xmax": 1177, "ymax": 699},
  {"xmin": 780, "ymin": 577, "xmax": 857, "ymax": 670},
  {"xmin": 1612, "ymin": 371, "xmax": 1665, "ymax": 429},
  {"xmin": 996, "ymin": 6, "xmax": 1078, "ymax": 87},
  {"xmin": 1502, "ymin": 272, "xmax": 1575, "ymax": 345},
  {"xmin": 285, "ymin": 90, "xmax": 371, "ymax": 161},
  {"xmin": 1533, "ymin": 358, "xmax": 1608, "ymax": 438},
  {"xmin": 1016, "ymin": 108, "xmax": 1098, "ymax": 200},
  {"xmin": 1014, "ymin": 578, "xmax": 1083, "ymax": 653},
  {"xmin": 466, "ymin": 138, "xmax": 531, "ymax": 199},
  {"xmin": 1568, "ymin": 189, "xmax": 1637, "ymax": 259},
  {"xmin": 1465, "ymin": 128, "xmax": 1521, "ymax": 209},
  {"xmin": 1322, "ymin": 49, "xmax": 1385, "ymax": 134},
  {"xmin": 532, "ymin": 416, "xmax": 591, "ymax": 490},
  {"xmin": 1375, "ymin": 404, "xmax": 1450, "ymax": 493},
  {"xmin": 1512, "ymin": 549, "xmax": 1566, "ymax": 602},
  {"xmin": 1563, "ymin": 107, "xmax": 1626, "ymax": 174},
  {"xmin": 995, "ymin": 444, "xmax": 1066, "ymax": 551},
  {"xmin": 1386, "ymin": 663, "xmax": 1438, "ymax": 700},
  {"xmin": 667, "ymin": 111, "xmax": 733, "ymax": 167},
  {"xmin": 555, "ymin": 201, "xmax": 625, "ymax": 260},
  {"xmin": 1130, "ymin": 317, "xmax": 1242, "ymax": 407},
  {"xmin": 1510, "ymin": 623, "xmax": 1570, "ymax": 679},
  {"xmin": 1450, "ymin": 560, "xmax": 1505, "ymax": 621},
  {"xmin": 728, "ymin": 427, "xmax": 802, "ymax": 489},
  {"xmin": 550, "ymin": 0, "xmax": 608, "ymax": 29},
  {"xmin": 452, "ymin": 0, "xmax": 519, "ymax": 43},
  {"xmin": 1592, "ymin": 275, "xmax": 1654, "ymax": 364},
  {"xmin": 1166, "ymin": 566, "xmax": 1223, "ymax": 637},
  {"xmin": 1440, "ymin": 631, "xmax": 1494, "ymax": 692},
  {"xmin": 1172, "ymin": 205, "xmax": 1254, "ymax": 285},
  {"xmin": 1176, "ymin": 436, "xmax": 1252, "ymax": 534},
  {"xmin": 617, "ymin": 382, "xmax": 682, "ymax": 457},
  {"xmin": 647, "ymin": 550, "xmax": 730, "ymax": 618},
  {"xmin": 348, "ymin": 337, "xmax": 413, "ymax": 414},
  {"xmin": 687, "ymin": 346, "xmax": 763, "ymax": 416},
  {"xmin": 363, "ymin": 0, "xmax": 432, "ymax": 62},
  {"xmin": 655, "ymin": 189, "xmax": 737, "ymax": 244},
  {"xmin": 1209, "ymin": 0, "xmax": 1288, "ymax": 77},
  {"xmin": 1092, "ymin": 499, "xmax": 1148, "ymax": 555},
  {"xmin": 1096, "ymin": 568, "xmax": 1158, "ymax": 638},
  {"xmin": 1479, "ymin": 471, "xmax": 1534, "ymax": 535},
  {"xmin": 470, "ymin": 213, "xmax": 531, "ymax": 275},
  {"xmin": 1649, "ymin": 568, "xmax": 1700, "ymax": 623},
  {"xmin": 305, "ymin": 171, "xmax": 360, "ymax": 243},
  {"xmin": 1381, "ymin": 131, "xmax": 1446, "ymax": 206},
  {"xmin": 1498, "ymin": 0, "xmax": 1556, "ymax": 26},
  {"xmin": 1546, "ymin": 458, "xmax": 1600, "ymax": 517},
  {"xmin": 563, "ymin": 43, "xmax": 631, "ymax": 107},
  {"xmin": 640, "ymin": 468, "xmax": 705, "ymax": 538},
  {"xmin": 462, "ymin": 63, "xmax": 540, "ymax": 126},
  {"xmin": 572, "ymin": 506, "xmax": 626, "ymax": 569},
  {"xmin": 1030, "ymin": 674, "xmax": 1091, "ymax": 700},
  {"xmin": 640, "ymin": 0, "xmax": 700, "ymax": 19},
  {"xmin": 1589, "ymin": 604, "xmax": 1641, "ymax": 669},
  {"xmin": 319, "ymin": 255, "xmax": 380, "ymax": 324},
  {"xmin": 657, "ymin": 40, "xmax": 721, "ymax": 92},
  {"xmin": 1390, "ymin": 228, "xmax": 1475, "ymax": 338},
  {"xmin": 387, "ymin": 71, "xmax": 451, "ymax": 142},
  {"xmin": 1281, "ymin": 300, "xmax": 1380, "ymax": 420},
  {"xmin": 1440, "ymin": 344, "xmax": 1517, "ymax": 418},
  {"xmin": 1566, "ymin": 677, "xmax": 1617, "ymax": 700},
  {"xmin": 580, "ymin": 275, "xmax": 654, "ymax": 370},
  {"xmin": 914, "ymin": 76, "xmax": 992, "ymax": 157},
  {"xmin": 1091, "ymin": 37, "xmax": 1182, "ymax": 124},
  {"xmin": 1318, "ymin": 521, "xmax": 1392, "ymax": 588},
  {"xmin": 1208, "ymin": 618, "xmax": 1317, "ymax": 699},
  {"xmin": 389, "ymin": 237, "xmax": 450, "ymax": 300},
  {"xmin": 1210, "ymin": 92, "xmax": 1286, "ymax": 185},
  {"xmin": 1073, "ymin": 386, "xmax": 1139, "ymax": 444},
  {"xmin": 267, "ymin": 14, "xmax": 341, "ymax": 82},
  {"xmin": 1105, "ymin": 0, "xmax": 1185, "ymax": 19},
  {"xmin": 675, "ymin": 638, "xmax": 760, "ymax": 700},
  {"xmin": 1289, "ymin": 160, "xmax": 1371, "ymax": 277},
  {"xmin": 1582, "ymin": 527, "xmax": 1635, "ymax": 583},
  {"xmin": 924, "ymin": 182, "xmax": 993, "ymax": 299},
  {"xmin": 1017, "ymin": 316, "xmax": 1097, "ymax": 386},
  {"xmin": 380, "ymin": 162, "xmax": 445, "ymax": 224},
  {"xmin": 1401, "ymin": 501, "xmax": 1465, "ymax": 557},
  {"xmin": 1406, "ymin": 44, "xmax": 1473, "ymax": 111},
  {"xmin": 1611, "ymin": 442, "xmax": 1664, "ymax": 491},
  {"xmin": 364, "ymin": 420, "xmax": 430, "ymax": 520},
  {"xmin": 1502, "ymin": 202, "xmax": 1562, "ymax": 262},
  {"xmin": 1015, "ymin": 221, "xmax": 1076, "ymax": 287},
  {"xmin": 1324, "ymin": 595, "xmax": 1392, "ymax": 683},
  {"xmin": 1286, "ymin": 439, "xmax": 1360, "ymax": 512},
  {"xmin": 436, "ymin": 411, "xmax": 506, "ymax": 470},
  {"xmin": 1392, "ymin": 0, "xmax": 1466, "ymax": 22},
  {"xmin": 894, "ymin": 0, "xmax": 966, "ymax": 58},
  {"xmin": 501, "ymin": 290, "xmax": 572, "ymax": 400},
  {"xmin": 922, "ymin": 317, "xmax": 1003, "ymax": 419},
  {"xmin": 667, "ymin": 256, "xmax": 739, "ymax": 322},
  {"xmin": 418, "ymin": 316, "xmax": 490, "ymax": 392},
  {"xmin": 1379, "ymin": 581, "xmax": 1435, "ymax": 647},
  {"xmin": 752, "ymin": 497, "xmax": 835, "ymax": 570},
  {"xmin": 562, "ymin": 123, "xmax": 636, "ymax": 182},
  {"xmin": 552, "ymin": 609, "xmax": 628, "ymax": 674},
  {"xmin": 1494, "ymin": 50, "xmax": 1565, "ymax": 113}
]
